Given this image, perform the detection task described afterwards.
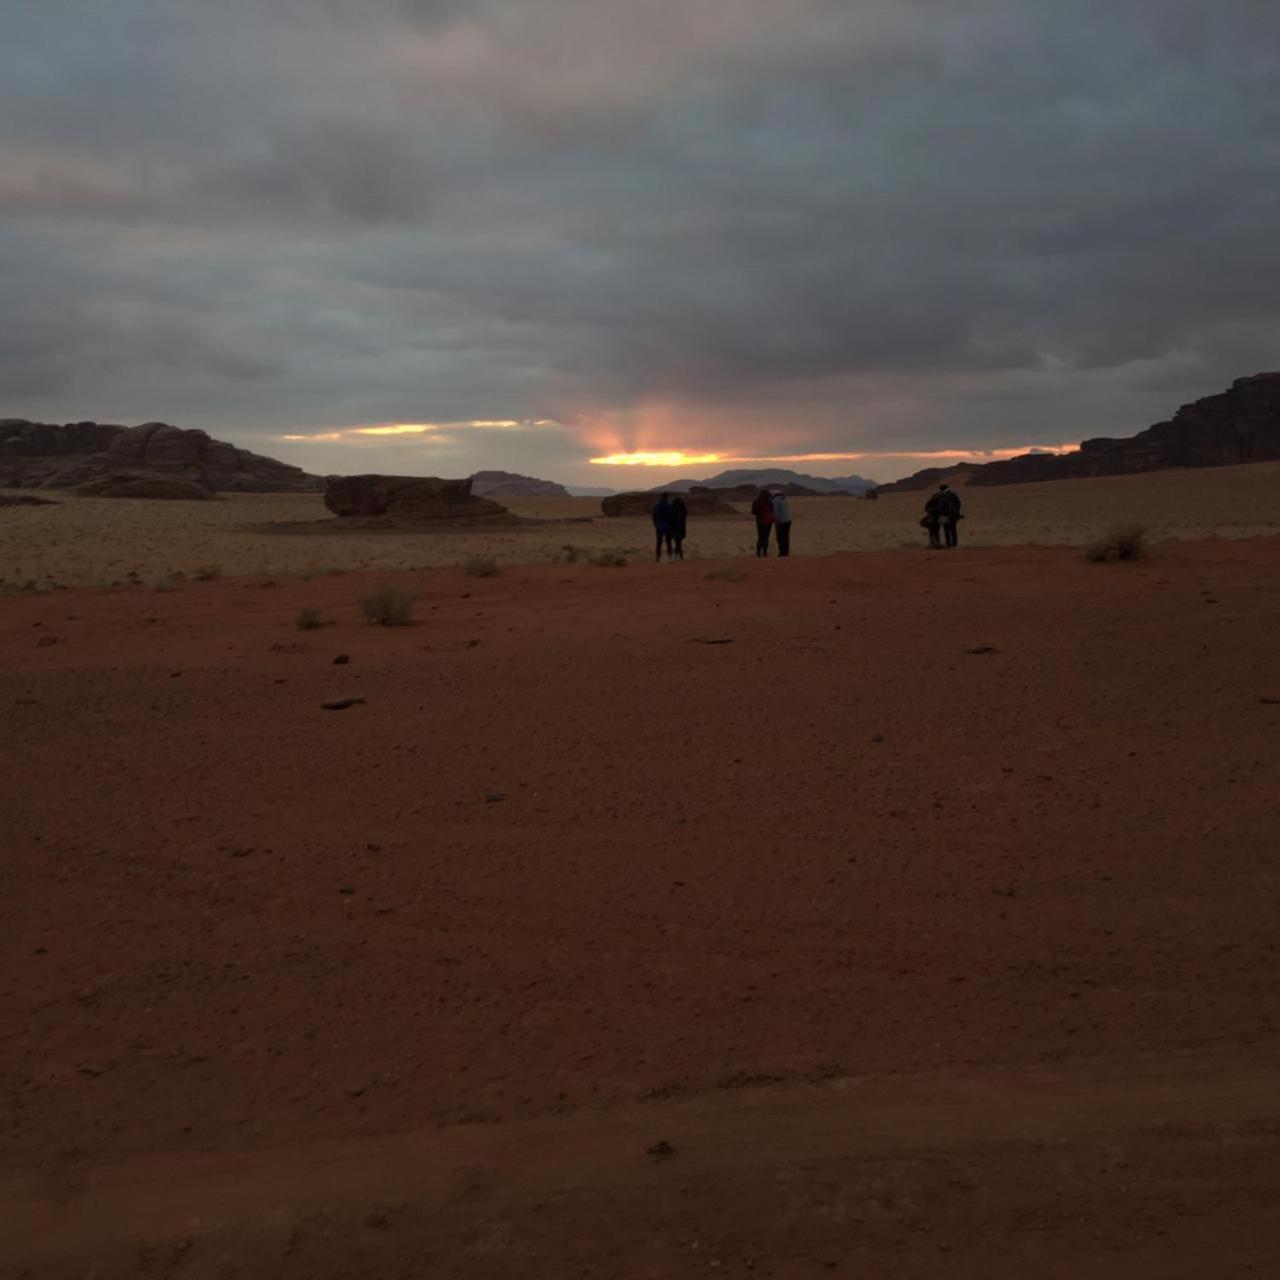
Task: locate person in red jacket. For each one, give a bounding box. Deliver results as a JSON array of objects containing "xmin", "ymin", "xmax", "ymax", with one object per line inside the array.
[{"xmin": 750, "ymin": 488, "xmax": 775, "ymax": 556}]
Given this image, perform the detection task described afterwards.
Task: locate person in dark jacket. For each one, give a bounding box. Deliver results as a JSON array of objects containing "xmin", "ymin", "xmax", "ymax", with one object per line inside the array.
[
  {"xmin": 922, "ymin": 492, "xmax": 942, "ymax": 548},
  {"xmin": 750, "ymin": 488, "xmax": 775, "ymax": 556},
  {"xmin": 652, "ymin": 493, "xmax": 673, "ymax": 561},
  {"xmin": 668, "ymin": 495, "xmax": 688, "ymax": 560},
  {"xmin": 771, "ymin": 490, "xmax": 793, "ymax": 556},
  {"xmin": 938, "ymin": 483, "xmax": 962, "ymax": 547}
]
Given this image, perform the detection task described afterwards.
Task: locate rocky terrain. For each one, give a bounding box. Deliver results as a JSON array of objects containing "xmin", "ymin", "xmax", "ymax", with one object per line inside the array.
[
  {"xmin": 469, "ymin": 469, "xmax": 569, "ymax": 498},
  {"xmin": 883, "ymin": 373, "xmax": 1280, "ymax": 491},
  {"xmin": 661, "ymin": 467, "xmax": 877, "ymax": 494},
  {"xmin": 0, "ymin": 420, "xmax": 319, "ymax": 494},
  {"xmin": 323, "ymin": 473, "xmax": 512, "ymax": 522}
]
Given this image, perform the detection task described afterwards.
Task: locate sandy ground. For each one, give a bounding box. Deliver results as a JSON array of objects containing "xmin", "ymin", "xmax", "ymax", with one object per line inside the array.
[
  {"xmin": 5, "ymin": 459, "xmax": 1280, "ymax": 589},
  {"xmin": 2, "ymin": 533, "xmax": 1279, "ymax": 1276}
]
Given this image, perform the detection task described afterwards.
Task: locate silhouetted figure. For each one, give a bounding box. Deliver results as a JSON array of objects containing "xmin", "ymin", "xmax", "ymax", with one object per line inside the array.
[
  {"xmin": 922, "ymin": 492, "xmax": 942, "ymax": 548},
  {"xmin": 939, "ymin": 483, "xmax": 962, "ymax": 547},
  {"xmin": 751, "ymin": 488, "xmax": 775, "ymax": 556},
  {"xmin": 652, "ymin": 492, "xmax": 674, "ymax": 561},
  {"xmin": 772, "ymin": 491, "xmax": 793, "ymax": 556},
  {"xmin": 669, "ymin": 495, "xmax": 688, "ymax": 560}
]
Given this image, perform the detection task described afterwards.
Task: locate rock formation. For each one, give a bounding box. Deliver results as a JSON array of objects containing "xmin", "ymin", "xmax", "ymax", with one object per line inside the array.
[
  {"xmin": 0, "ymin": 420, "xmax": 320, "ymax": 493},
  {"xmin": 324, "ymin": 474, "xmax": 511, "ymax": 522},
  {"xmin": 469, "ymin": 470, "xmax": 570, "ymax": 498},
  {"xmin": 881, "ymin": 374, "xmax": 1280, "ymax": 491},
  {"xmin": 601, "ymin": 490, "xmax": 739, "ymax": 517},
  {"xmin": 76, "ymin": 473, "xmax": 212, "ymax": 500}
]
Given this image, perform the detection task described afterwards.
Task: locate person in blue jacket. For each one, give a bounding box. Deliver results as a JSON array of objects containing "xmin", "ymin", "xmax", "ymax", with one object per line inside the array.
[{"xmin": 652, "ymin": 493, "xmax": 673, "ymax": 562}]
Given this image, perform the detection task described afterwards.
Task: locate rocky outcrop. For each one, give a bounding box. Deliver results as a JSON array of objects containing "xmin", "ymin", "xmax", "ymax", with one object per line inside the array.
[
  {"xmin": 76, "ymin": 473, "xmax": 212, "ymax": 500},
  {"xmin": 324, "ymin": 474, "xmax": 510, "ymax": 521},
  {"xmin": 0, "ymin": 420, "xmax": 320, "ymax": 492},
  {"xmin": 469, "ymin": 469, "xmax": 569, "ymax": 498},
  {"xmin": 882, "ymin": 373, "xmax": 1280, "ymax": 491},
  {"xmin": 602, "ymin": 490, "xmax": 738, "ymax": 517},
  {"xmin": 876, "ymin": 464, "xmax": 976, "ymax": 494},
  {"xmin": 967, "ymin": 373, "xmax": 1280, "ymax": 486}
]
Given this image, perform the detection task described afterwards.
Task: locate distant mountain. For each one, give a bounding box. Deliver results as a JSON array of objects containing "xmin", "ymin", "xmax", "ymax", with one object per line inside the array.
[
  {"xmin": 880, "ymin": 372, "xmax": 1280, "ymax": 492},
  {"xmin": 564, "ymin": 484, "xmax": 619, "ymax": 497},
  {"xmin": 655, "ymin": 468, "xmax": 877, "ymax": 494},
  {"xmin": 468, "ymin": 469, "xmax": 569, "ymax": 498}
]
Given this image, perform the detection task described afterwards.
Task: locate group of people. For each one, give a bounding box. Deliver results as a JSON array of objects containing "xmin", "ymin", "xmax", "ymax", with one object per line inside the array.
[
  {"xmin": 650, "ymin": 492, "xmax": 689, "ymax": 560},
  {"xmin": 651, "ymin": 487, "xmax": 795, "ymax": 560},
  {"xmin": 922, "ymin": 483, "xmax": 963, "ymax": 548},
  {"xmin": 650, "ymin": 481, "xmax": 966, "ymax": 561}
]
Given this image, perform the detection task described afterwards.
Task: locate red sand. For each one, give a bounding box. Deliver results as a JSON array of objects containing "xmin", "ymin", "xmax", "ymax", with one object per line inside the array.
[{"xmin": 3, "ymin": 541, "xmax": 1279, "ymax": 1276}]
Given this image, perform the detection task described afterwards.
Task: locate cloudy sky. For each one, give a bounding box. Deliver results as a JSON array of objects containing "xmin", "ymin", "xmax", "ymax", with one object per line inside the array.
[{"xmin": 3, "ymin": 1, "xmax": 1278, "ymax": 486}]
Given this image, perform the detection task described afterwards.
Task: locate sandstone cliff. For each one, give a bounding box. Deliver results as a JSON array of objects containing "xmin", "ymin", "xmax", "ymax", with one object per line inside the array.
[{"xmin": 0, "ymin": 420, "xmax": 320, "ymax": 493}]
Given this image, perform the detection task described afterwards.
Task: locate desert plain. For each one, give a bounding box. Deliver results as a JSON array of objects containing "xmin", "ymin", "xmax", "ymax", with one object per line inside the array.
[{"xmin": 3, "ymin": 463, "xmax": 1280, "ymax": 1277}]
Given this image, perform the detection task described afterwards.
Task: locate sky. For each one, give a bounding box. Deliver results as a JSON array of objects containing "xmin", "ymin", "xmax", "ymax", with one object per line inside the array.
[{"xmin": 3, "ymin": 1, "xmax": 1278, "ymax": 487}]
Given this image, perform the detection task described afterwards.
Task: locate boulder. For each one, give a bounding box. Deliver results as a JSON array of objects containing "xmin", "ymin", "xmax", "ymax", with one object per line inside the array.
[
  {"xmin": 0, "ymin": 420, "xmax": 320, "ymax": 492},
  {"xmin": 602, "ymin": 491, "xmax": 738, "ymax": 517},
  {"xmin": 324, "ymin": 474, "xmax": 509, "ymax": 521},
  {"xmin": 76, "ymin": 473, "xmax": 212, "ymax": 500}
]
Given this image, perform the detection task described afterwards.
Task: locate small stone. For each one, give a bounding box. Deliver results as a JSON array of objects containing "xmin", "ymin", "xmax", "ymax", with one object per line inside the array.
[
  {"xmin": 322, "ymin": 697, "xmax": 365, "ymax": 710},
  {"xmin": 646, "ymin": 1139, "xmax": 676, "ymax": 1160},
  {"xmin": 36, "ymin": 635, "xmax": 59, "ymax": 647},
  {"xmin": 338, "ymin": 886, "xmax": 355, "ymax": 894},
  {"xmin": 966, "ymin": 644, "xmax": 997, "ymax": 655},
  {"xmin": 333, "ymin": 654, "xmax": 350, "ymax": 665},
  {"xmin": 346, "ymin": 1085, "xmax": 365, "ymax": 1098},
  {"xmin": 485, "ymin": 792, "xmax": 506, "ymax": 803}
]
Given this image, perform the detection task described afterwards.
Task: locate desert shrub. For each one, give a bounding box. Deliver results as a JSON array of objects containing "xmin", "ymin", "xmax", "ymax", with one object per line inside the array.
[
  {"xmin": 560, "ymin": 543, "xmax": 580, "ymax": 563},
  {"xmin": 152, "ymin": 577, "xmax": 179, "ymax": 592},
  {"xmin": 587, "ymin": 549, "xmax": 627, "ymax": 567},
  {"xmin": 359, "ymin": 584, "xmax": 414, "ymax": 626},
  {"xmin": 462, "ymin": 554, "xmax": 500, "ymax": 578},
  {"xmin": 194, "ymin": 565, "xmax": 221, "ymax": 581},
  {"xmin": 705, "ymin": 566, "xmax": 744, "ymax": 582},
  {"xmin": 1085, "ymin": 523, "xmax": 1148, "ymax": 563},
  {"xmin": 296, "ymin": 607, "xmax": 323, "ymax": 630}
]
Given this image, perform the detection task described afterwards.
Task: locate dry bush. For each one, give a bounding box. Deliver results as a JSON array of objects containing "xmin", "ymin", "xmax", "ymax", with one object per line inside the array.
[
  {"xmin": 296, "ymin": 607, "xmax": 323, "ymax": 631},
  {"xmin": 194, "ymin": 565, "xmax": 221, "ymax": 581},
  {"xmin": 705, "ymin": 565, "xmax": 745, "ymax": 582},
  {"xmin": 359, "ymin": 584, "xmax": 414, "ymax": 626},
  {"xmin": 560, "ymin": 543, "xmax": 580, "ymax": 563},
  {"xmin": 462, "ymin": 554, "xmax": 500, "ymax": 578},
  {"xmin": 1085, "ymin": 523, "xmax": 1148, "ymax": 563},
  {"xmin": 587, "ymin": 549, "xmax": 627, "ymax": 567}
]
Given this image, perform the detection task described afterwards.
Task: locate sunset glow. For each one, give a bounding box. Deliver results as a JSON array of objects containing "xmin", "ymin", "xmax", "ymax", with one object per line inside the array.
[{"xmin": 588, "ymin": 444, "xmax": 1078, "ymax": 467}]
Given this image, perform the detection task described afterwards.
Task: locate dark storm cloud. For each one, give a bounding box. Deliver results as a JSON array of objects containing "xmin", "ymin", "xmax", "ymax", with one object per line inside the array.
[{"xmin": 2, "ymin": 1, "xmax": 1278, "ymax": 479}]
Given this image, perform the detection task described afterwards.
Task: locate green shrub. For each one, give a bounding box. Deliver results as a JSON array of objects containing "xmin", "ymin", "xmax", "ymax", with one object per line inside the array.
[
  {"xmin": 462, "ymin": 554, "xmax": 500, "ymax": 578},
  {"xmin": 587, "ymin": 549, "xmax": 627, "ymax": 567},
  {"xmin": 359, "ymin": 585, "xmax": 414, "ymax": 626},
  {"xmin": 1084, "ymin": 524, "xmax": 1148, "ymax": 563}
]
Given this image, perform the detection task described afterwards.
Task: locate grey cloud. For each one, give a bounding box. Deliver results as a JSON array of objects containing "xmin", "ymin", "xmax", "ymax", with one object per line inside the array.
[{"xmin": 2, "ymin": 1, "xmax": 1279, "ymax": 480}]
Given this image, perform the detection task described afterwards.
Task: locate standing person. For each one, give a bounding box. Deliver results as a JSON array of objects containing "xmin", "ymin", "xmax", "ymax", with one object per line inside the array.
[
  {"xmin": 668, "ymin": 495, "xmax": 688, "ymax": 560},
  {"xmin": 652, "ymin": 492, "xmax": 673, "ymax": 562},
  {"xmin": 750, "ymin": 488, "xmax": 775, "ymax": 556},
  {"xmin": 922, "ymin": 491, "xmax": 942, "ymax": 548},
  {"xmin": 938, "ymin": 483, "xmax": 962, "ymax": 548},
  {"xmin": 772, "ymin": 490, "xmax": 793, "ymax": 557}
]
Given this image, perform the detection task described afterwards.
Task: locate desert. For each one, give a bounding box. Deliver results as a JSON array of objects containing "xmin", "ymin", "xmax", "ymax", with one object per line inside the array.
[{"xmin": 3, "ymin": 461, "xmax": 1280, "ymax": 1276}]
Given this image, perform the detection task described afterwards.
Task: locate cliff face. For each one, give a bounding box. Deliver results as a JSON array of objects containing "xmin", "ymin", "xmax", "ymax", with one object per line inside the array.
[
  {"xmin": 970, "ymin": 373, "xmax": 1280, "ymax": 486},
  {"xmin": 880, "ymin": 374, "xmax": 1280, "ymax": 491},
  {"xmin": 0, "ymin": 420, "xmax": 320, "ymax": 493}
]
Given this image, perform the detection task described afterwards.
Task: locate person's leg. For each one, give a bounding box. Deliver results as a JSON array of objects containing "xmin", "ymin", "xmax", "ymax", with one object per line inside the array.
[
  {"xmin": 755, "ymin": 522, "xmax": 766, "ymax": 555},
  {"xmin": 655, "ymin": 528, "xmax": 664, "ymax": 561},
  {"xmin": 777, "ymin": 521, "xmax": 791, "ymax": 556},
  {"xmin": 950, "ymin": 519, "xmax": 959, "ymax": 547},
  {"xmin": 944, "ymin": 519, "xmax": 957, "ymax": 547},
  {"xmin": 674, "ymin": 536, "xmax": 684, "ymax": 560},
  {"xmin": 928, "ymin": 522, "xmax": 940, "ymax": 547}
]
